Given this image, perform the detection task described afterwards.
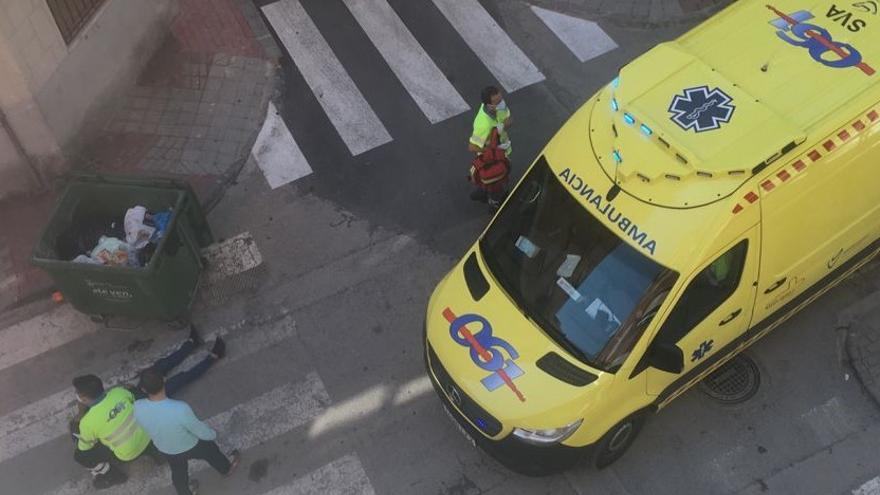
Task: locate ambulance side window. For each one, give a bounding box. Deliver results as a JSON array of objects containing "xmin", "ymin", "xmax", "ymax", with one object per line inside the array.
[{"xmin": 654, "ymin": 241, "xmax": 748, "ymax": 345}]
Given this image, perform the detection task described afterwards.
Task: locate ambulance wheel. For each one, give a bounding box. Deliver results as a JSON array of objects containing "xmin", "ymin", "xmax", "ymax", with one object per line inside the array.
[{"xmin": 592, "ymin": 414, "xmax": 645, "ymax": 469}]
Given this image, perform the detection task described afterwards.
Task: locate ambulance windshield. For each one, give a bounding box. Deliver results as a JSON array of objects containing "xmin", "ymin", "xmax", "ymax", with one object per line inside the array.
[{"xmin": 480, "ymin": 157, "xmax": 677, "ymax": 372}]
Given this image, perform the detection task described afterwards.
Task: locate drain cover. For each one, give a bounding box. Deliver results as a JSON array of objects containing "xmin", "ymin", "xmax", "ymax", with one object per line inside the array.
[{"xmin": 699, "ymin": 354, "xmax": 760, "ymax": 404}]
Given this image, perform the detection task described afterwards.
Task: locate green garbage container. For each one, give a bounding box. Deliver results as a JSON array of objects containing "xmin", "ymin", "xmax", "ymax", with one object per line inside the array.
[{"xmin": 31, "ymin": 175, "xmax": 214, "ymax": 321}]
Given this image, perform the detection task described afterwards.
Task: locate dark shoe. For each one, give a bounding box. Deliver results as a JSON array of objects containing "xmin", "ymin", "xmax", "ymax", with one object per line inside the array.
[
  {"xmin": 224, "ymin": 450, "xmax": 241, "ymax": 477},
  {"xmin": 188, "ymin": 325, "xmax": 203, "ymax": 348},
  {"xmin": 188, "ymin": 479, "xmax": 200, "ymax": 495},
  {"xmin": 92, "ymin": 468, "xmax": 127, "ymax": 490},
  {"xmin": 210, "ymin": 337, "xmax": 226, "ymax": 360}
]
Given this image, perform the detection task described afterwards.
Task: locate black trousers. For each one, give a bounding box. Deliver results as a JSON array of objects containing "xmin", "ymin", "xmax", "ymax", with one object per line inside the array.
[
  {"xmin": 164, "ymin": 440, "xmax": 231, "ymax": 495},
  {"xmin": 74, "ymin": 441, "xmax": 161, "ymax": 470}
]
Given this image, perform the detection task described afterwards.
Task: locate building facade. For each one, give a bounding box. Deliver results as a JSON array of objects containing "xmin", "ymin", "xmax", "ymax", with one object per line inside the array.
[{"xmin": 0, "ymin": 0, "xmax": 176, "ymax": 200}]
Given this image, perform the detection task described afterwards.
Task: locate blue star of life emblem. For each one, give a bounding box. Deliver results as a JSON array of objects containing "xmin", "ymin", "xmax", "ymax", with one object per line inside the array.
[{"xmin": 668, "ymin": 86, "xmax": 735, "ymax": 133}]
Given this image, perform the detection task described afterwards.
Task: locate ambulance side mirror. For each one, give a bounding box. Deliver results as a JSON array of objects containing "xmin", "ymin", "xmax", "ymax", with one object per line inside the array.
[{"xmin": 648, "ymin": 341, "xmax": 684, "ymax": 374}]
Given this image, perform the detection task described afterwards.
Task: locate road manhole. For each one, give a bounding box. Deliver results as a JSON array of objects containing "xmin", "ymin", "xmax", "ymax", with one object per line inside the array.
[{"xmin": 699, "ymin": 354, "xmax": 760, "ymax": 404}]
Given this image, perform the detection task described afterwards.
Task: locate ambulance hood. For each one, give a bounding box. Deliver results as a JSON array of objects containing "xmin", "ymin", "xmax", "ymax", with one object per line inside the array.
[{"xmin": 426, "ymin": 253, "xmax": 610, "ymax": 429}]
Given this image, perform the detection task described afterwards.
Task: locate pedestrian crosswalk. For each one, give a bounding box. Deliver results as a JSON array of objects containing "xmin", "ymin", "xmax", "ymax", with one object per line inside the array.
[
  {"xmin": 0, "ymin": 302, "xmax": 386, "ymax": 495},
  {"xmin": 341, "ymin": 0, "xmax": 470, "ymax": 124},
  {"xmin": 49, "ymin": 373, "xmax": 331, "ymax": 495},
  {"xmin": 252, "ymin": 102, "xmax": 313, "ymax": 189},
  {"xmin": 530, "ymin": 5, "xmax": 619, "ymax": 63},
  {"xmin": 254, "ymin": 0, "xmax": 619, "ymax": 185},
  {"xmin": 0, "ymin": 305, "xmax": 98, "ymax": 373},
  {"xmin": 0, "ymin": 313, "xmax": 298, "ymax": 465},
  {"xmin": 430, "ymin": 0, "xmax": 545, "ymax": 92},
  {"xmin": 262, "ymin": 0, "xmax": 393, "ymax": 157},
  {"xmin": 262, "ymin": 455, "xmax": 375, "ymax": 495}
]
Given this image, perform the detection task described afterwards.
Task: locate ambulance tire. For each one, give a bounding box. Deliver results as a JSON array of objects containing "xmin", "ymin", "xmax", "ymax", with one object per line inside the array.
[{"xmin": 592, "ymin": 413, "xmax": 646, "ymax": 469}]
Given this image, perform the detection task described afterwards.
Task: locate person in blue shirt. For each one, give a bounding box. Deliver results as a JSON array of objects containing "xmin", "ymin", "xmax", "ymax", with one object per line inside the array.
[{"xmin": 134, "ymin": 367, "xmax": 240, "ymax": 495}]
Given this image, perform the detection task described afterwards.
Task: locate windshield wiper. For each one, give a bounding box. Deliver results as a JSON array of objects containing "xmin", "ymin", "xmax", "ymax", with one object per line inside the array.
[{"xmin": 526, "ymin": 307, "xmax": 595, "ymax": 366}]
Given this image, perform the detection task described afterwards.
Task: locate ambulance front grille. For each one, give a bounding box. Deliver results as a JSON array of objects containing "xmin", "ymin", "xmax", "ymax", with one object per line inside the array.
[{"xmin": 428, "ymin": 344, "xmax": 502, "ymax": 437}]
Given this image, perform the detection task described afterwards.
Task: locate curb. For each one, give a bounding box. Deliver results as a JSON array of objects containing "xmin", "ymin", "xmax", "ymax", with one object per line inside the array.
[
  {"xmin": 844, "ymin": 326, "xmax": 880, "ymax": 410},
  {"xmin": 839, "ymin": 288, "xmax": 880, "ymax": 411}
]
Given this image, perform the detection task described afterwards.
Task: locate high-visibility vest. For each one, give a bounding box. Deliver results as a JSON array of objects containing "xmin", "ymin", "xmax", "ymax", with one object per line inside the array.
[
  {"xmin": 77, "ymin": 387, "xmax": 150, "ymax": 461},
  {"xmin": 470, "ymin": 104, "xmax": 511, "ymax": 156}
]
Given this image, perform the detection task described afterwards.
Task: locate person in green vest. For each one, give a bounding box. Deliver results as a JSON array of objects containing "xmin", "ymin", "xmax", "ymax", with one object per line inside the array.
[
  {"xmin": 468, "ymin": 85, "xmax": 512, "ymax": 207},
  {"xmin": 72, "ymin": 375, "xmax": 151, "ymax": 489}
]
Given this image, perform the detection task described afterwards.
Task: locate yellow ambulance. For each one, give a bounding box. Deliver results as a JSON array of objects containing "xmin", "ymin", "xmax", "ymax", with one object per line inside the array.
[{"xmin": 424, "ymin": 0, "xmax": 880, "ymax": 475}]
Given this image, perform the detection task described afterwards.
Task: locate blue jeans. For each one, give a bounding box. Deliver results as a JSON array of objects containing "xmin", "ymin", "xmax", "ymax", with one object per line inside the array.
[{"xmin": 133, "ymin": 339, "xmax": 214, "ymax": 399}]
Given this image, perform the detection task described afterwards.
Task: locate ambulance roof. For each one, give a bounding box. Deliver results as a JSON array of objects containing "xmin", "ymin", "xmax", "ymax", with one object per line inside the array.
[{"xmin": 598, "ymin": 0, "xmax": 880, "ymax": 209}]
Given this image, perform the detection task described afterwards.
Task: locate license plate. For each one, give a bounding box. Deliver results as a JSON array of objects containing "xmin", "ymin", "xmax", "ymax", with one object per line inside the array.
[{"xmin": 444, "ymin": 405, "xmax": 476, "ymax": 448}]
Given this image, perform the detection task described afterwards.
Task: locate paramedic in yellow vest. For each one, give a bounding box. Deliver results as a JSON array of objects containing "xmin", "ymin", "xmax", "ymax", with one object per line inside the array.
[
  {"xmin": 73, "ymin": 374, "xmax": 152, "ymax": 489},
  {"xmin": 469, "ymin": 85, "xmax": 512, "ymax": 155},
  {"xmin": 469, "ymin": 86, "xmax": 512, "ymax": 205}
]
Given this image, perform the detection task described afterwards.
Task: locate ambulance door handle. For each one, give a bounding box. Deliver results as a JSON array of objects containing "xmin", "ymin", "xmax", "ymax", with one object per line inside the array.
[
  {"xmin": 764, "ymin": 277, "xmax": 787, "ymax": 294},
  {"xmin": 719, "ymin": 309, "xmax": 742, "ymax": 326}
]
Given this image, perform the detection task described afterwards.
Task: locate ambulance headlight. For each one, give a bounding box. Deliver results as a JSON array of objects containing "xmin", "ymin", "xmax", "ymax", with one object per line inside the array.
[{"xmin": 512, "ymin": 419, "xmax": 583, "ymax": 446}]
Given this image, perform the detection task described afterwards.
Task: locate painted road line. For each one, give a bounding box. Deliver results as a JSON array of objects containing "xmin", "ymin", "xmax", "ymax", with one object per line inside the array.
[
  {"xmin": 252, "ymin": 102, "xmax": 312, "ymax": 189},
  {"xmin": 0, "ymin": 314, "xmax": 296, "ymax": 465},
  {"xmin": 800, "ymin": 396, "xmax": 857, "ymax": 445},
  {"xmin": 261, "ymin": 454, "xmax": 376, "ymax": 495},
  {"xmin": 0, "ymin": 305, "xmax": 98, "ymax": 373},
  {"xmin": 854, "ymin": 476, "xmax": 880, "ymax": 495},
  {"xmin": 341, "ymin": 0, "xmax": 469, "ymax": 124},
  {"xmin": 48, "ymin": 372, "xmax": 330, "ymax": 495},
  {"xmin": 262, "ymin": 0, "xmax": 392, "ymax": 156},
  {"xmin": 431, "ymin": 0, "xmax": 544, "ymax": 92},
  {"xmin": 530, "ymin": 6, "xmax": 618, "ymax": 63}
]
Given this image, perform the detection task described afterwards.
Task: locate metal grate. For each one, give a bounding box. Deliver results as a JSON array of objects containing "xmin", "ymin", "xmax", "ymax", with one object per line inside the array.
[
  {"xmin": 46, "ymin": 0, "xmax": 108, "ymax": 44},
  {"xmin": 699, "ymin": 354, "xmax": 761, "ymax": 404}
]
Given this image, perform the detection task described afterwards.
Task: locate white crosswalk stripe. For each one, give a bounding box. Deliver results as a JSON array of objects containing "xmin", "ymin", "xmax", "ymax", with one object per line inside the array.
[
  {"xmin": 341, "ymin": 0, "xmax": 469, "ymax": 124},
  {"xmin": 260, "ymin": 454, "xmax": 375, "ymax": 495},
  {"xmin": 254, "ymin": 0, "xmax": 619, "ymax": 189},
  {"xmin": 47, "ymin": 372, "xmax": 331, "ymax": 495},
  {"xmin": 262, "ymin": 0, "xmax": 393, "ymax": 156},
  {"xmin": 530, "ymin": 6, "xmax": 618, "ymax": 63},
  {"xmin": 0, "ymin": 304, "xmax": 99, "ymax": 373},
  {"xmin": 0, "ymin": 314, "xmax": 297, "ymax": 465},
  {"xmin": 431, "ymin": 0, "xmax": 545, "ymax": 92},
  {"xmin": 854, "ymin": 476, "xmax": 880, "ymax": 495},
  {"xmin": 252, "ymin": 102, "xmax": 312, "ymax": 189}
]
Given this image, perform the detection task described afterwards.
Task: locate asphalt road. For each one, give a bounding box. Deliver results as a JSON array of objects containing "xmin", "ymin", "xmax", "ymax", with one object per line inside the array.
[{"xmin": 2, "ymin": 1, "xmax": 879, "ymax": 494}]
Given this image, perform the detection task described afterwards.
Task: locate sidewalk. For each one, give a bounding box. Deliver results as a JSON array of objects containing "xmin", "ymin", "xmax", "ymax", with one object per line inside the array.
[
  {"xmin": 840, "ymin": 261, "xmax": 880, "ymax": 409},
  {"xmin": 0, "ymin": 0, "xmax": 281, "ymax": 316}
]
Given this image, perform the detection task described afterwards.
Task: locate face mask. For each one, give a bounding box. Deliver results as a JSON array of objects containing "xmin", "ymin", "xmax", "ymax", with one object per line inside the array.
[{"xmin": 495, "ymin": 100, "xmax": 507, "ymax": 111}]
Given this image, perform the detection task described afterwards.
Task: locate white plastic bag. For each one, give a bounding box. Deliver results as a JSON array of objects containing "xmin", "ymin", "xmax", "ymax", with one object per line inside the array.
[{"xmin": 124, "ymin": 206, "xmax": 156, "ymax": 250}]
